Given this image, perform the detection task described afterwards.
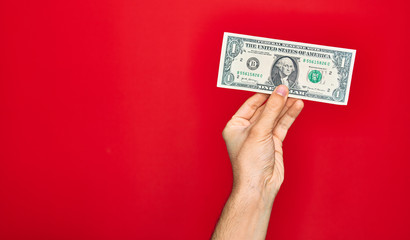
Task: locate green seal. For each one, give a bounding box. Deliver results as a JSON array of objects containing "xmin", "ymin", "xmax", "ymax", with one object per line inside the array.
[{"xmin": 308, "ymin": 70, "xmax": 322, "ymax": 83}]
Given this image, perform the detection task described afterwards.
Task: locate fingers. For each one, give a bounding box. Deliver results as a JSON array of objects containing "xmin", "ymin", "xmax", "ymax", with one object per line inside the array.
[
  {"xmin": 274, "ymin": 98, "xmax": 299, "ymax": 126},
  {"xmin": 250, "ymin": 97, "xmax": 297, "ymax": 124},
  {"xmin": 249, "ymin": 104, "xmax": 265, "ymax": 123},
  {"xmin": 273, "ymin": 100, "xmax": 304, "ymax": 142},
  {"xmin": 233, "ymin": 93, "xmax": 269, "ymax": 120},
  {"xmin": 253, "ymin": 85, "xmax": 288, "ymax": 134}
]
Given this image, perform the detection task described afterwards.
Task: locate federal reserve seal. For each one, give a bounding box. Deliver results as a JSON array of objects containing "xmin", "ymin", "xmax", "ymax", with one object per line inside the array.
[
  {"xmin": 246, "ymin": 57, "xmax": 260, "ymax": 70},
  {"xmin": 308, "ymin": 70, "xmax": 322, "ymax": 83}
]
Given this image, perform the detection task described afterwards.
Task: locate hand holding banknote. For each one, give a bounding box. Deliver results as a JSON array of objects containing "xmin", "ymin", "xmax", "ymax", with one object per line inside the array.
[{"xmin": 212, "ymin": 85, "xmax": 304, "ymax": 240}]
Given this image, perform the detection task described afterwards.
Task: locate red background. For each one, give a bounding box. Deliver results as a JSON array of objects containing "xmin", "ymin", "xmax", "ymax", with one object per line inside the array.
[{"xmin": 1, "ymin": 0, "xmax": 410, "ymax": 239}]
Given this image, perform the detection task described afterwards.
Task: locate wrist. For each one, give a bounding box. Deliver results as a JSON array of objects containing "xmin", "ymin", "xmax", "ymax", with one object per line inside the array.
[{"xmin": 231, "ymin": 181, "xmax": 277, "ymax": 210}]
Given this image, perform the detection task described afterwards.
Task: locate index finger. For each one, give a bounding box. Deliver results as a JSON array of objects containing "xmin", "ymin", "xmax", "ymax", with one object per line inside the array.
[{"xmin": 233, "ymin": 93, "xmax": 269, "ymax": 120}]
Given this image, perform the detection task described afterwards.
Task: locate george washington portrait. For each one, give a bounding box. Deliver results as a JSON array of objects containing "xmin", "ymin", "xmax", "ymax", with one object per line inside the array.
[{"xmin": 267, "ymin": 56, "xmax": 299, "ymax": 89}]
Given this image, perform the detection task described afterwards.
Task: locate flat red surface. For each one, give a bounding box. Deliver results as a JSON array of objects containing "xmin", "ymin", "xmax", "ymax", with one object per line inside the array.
[{"xmin": 1, "ymin": 0, "xmax": 410, "ymax": 239}]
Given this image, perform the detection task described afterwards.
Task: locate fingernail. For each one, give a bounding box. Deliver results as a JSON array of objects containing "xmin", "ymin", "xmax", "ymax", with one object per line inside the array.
[{"xmin": 275, "ymin": 85, "xmax": 288, "ymax": 97}]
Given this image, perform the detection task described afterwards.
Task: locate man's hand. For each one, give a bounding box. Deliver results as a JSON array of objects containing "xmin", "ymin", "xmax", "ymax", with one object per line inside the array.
[
  {"xmin": 212, "ymin": 85, "xmax": 304, "ymax": 240},
  {"xmin": 223, "ymin": 85, "xmax": 304, "ymax": 199}
]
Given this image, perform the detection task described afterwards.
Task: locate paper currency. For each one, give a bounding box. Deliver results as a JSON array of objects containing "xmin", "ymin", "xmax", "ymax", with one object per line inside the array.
[{"xmin": 217, "ymin": 33, "xmax": 356, "ymax": 105}]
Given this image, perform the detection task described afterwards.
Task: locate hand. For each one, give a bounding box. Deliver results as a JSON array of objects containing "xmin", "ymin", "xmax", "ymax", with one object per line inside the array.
[
  {"xmin": 222, "ymin": 85, "xmax": 304, "ymax": 200},
  {"xmin": 212, "ymin": 85, "xmax": 304, "ymax": 240}
]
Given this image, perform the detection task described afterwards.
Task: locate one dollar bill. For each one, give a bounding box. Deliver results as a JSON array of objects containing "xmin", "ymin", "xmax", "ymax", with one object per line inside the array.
[{"xmin": 217, "ymin": 32, "xmax": 356, "ymax": 105}]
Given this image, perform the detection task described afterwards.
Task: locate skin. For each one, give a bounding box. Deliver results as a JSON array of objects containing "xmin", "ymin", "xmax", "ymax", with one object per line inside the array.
[{"xmin": 212, "ymin": 85, "xmax": 304, "ymax": 240}]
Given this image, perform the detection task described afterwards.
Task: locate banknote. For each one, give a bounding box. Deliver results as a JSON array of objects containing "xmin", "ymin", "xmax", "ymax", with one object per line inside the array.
[{"xmin": 217, "ymin": 32, "xmax": 356, "ymax": 105}]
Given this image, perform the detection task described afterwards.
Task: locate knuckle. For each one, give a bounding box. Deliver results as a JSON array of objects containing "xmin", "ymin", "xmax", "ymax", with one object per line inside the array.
[
  {"xmin": 277, "ymin": 120, "xmax": 290, "ymax": 131},
  {"xmin": 222, "ymin": 123, "xmax": 236, "ymax": 140},
  {"xmin": 247, "ymin": 101, "xmax": 260, "ymax": 111},
  {"xmin": 222, "ymin": 127, "xmax": 230, "ymax": 140}
]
